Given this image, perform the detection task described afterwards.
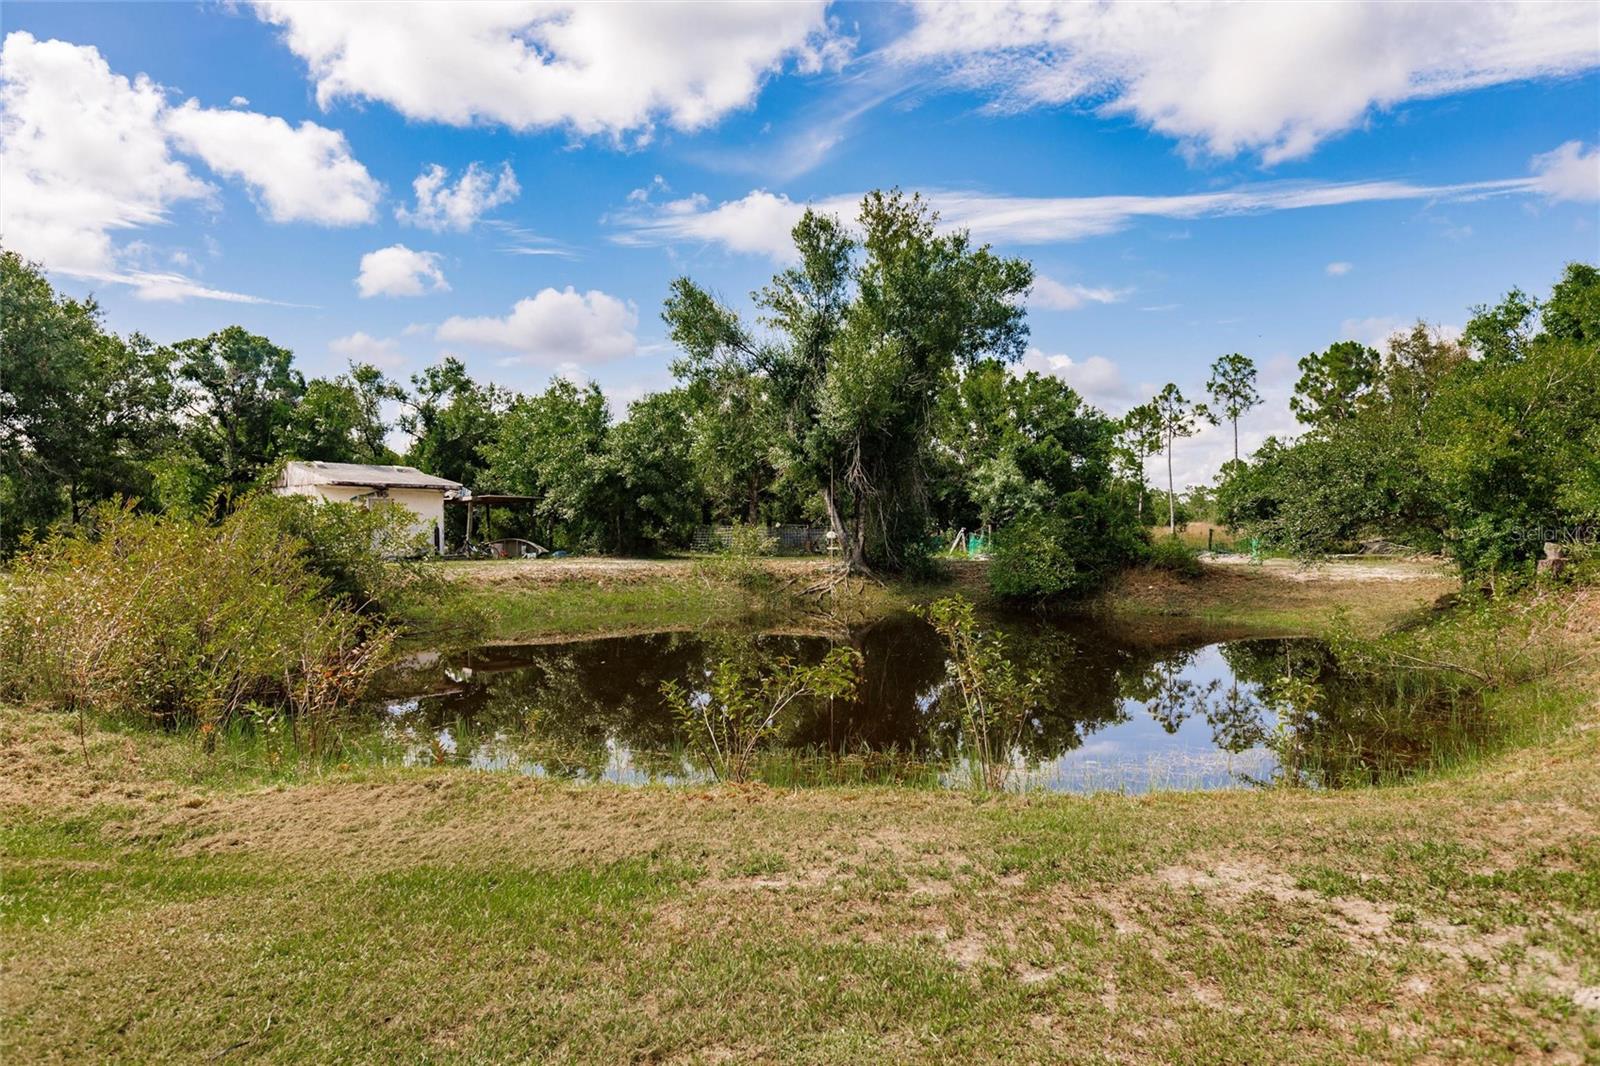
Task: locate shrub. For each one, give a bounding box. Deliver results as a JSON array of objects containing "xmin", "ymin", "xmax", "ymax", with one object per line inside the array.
[
  {"xmin": 0, "ymin": 500, "xmax": 393, "ymax": 729},
  {"xmin": 1145, "ymin": 536, "xmax": 1203, "ymax": 577},
  {"xmin": 915, "ymin": 596, "xmax": 1044, "ymax": 791},
  {"xmin": 722, "ymin": 520, "xmax": 776, "ymax": 558},
  {"xmin": 660, "ymin": 643, "xmax": 862, "ymax": 783},
  {"xmin": 989, "ymin": 492, "xmax": 1146, "ymax": 601},
  {"xmin": 243, "ymin": 493, "xmax": 487, "ymax": 643}
]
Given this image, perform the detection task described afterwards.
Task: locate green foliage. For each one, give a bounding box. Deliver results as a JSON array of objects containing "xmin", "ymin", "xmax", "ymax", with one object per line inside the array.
[
  {"xmin": 914, "ymin": 596, "xmax": 1044, "ymax": 791},
  {"xmin": 1420, "ymin": 334, "xmax": 1600, "ymax": 575},
  {"xmin": 279, "ymin": 363, "xmax": 402, "ymax": 465},
  {"xmin": 1, "ymin": 249, "xmax": 177, "ymax": 550},
  {"xmin": 989, "ymin": 494, "xmax": 1146, "ymax": 601},
  {"xmin": 0, "ymin": 501, "xmax": 393, "ymax": 730},
  {"xmin": 1205, "ymin": 353, "xmax": 1261, "ymax": 463},
  {"xmin": 666, "ymin": 190, "xmax": 1034, "ymax": 572},
  {"xmin": 172, "ymin": 326, "xmax": 306, "ymax": 499},
  {"xmin": 400, "ymin": 356, "xmax": 508, "ymax": 490},
  {"xmin": 660, "ymin": 643, "xmax": 862, "ymax": 783},
  {"xmin": 489, "ymin": 380, "xmax": 699, "ymax": 554},
  {"xmin": 1291, "ymin": 340, "xmax": 1380, "ymax": 426},
  {"xmin": 602, "ymin": 389, "xmax": 700, "ymax": 553},
  {"xmin": 488, "ymin": 377, "xmax": 610, "ymax": 548},
  {"xmin": 1144, "ymin": 536, "xmax": 1202, "ymax": 576},
  {"xmin": 1223, "ymin": 262, "xmax": 1599, "ymax": 576},
  {"xmin": 238, "ymin": 494, "xmax": 482, "ymax": 642}
]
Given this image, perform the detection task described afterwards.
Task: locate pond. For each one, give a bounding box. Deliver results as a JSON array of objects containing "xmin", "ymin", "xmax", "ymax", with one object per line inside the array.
[{"xmin": 368, "ymin": 613, "xmax": 1485, "ymax": 793}]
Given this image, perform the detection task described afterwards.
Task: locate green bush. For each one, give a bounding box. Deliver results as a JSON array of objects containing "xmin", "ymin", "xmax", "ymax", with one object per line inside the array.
[
  {"xmin": 1144, "ymin": 536, "xmax": 1203, "ymax": 576},
  {"xmin": 244, "ymin": 494, "xmax": 487, "ymax": 642},
  {"xmin": 989, "ymin": 492, "xmax": 1146, "ymax": 601},
  {"xmin": 0, "ymin": 501, "xmax": 393, "ymax": 729}
]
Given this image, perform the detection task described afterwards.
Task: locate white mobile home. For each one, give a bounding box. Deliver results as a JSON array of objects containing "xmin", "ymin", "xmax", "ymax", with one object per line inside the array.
[{"xmin": 273, "ymin": 461, "xmax": 463, "ymax": 553}]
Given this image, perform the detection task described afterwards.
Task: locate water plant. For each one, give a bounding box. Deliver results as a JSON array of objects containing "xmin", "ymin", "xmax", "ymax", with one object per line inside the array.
[
  {"xmin": 660, "ymin": 643, "xmax": 862, "ymax": 783},
  {"xmin": 915, "ymin": 596, "xmax": 1045, "ymax": 791}
]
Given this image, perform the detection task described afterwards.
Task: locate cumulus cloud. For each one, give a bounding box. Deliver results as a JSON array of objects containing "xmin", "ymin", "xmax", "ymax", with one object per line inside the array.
[
  {"xmin": 356, "ymin": 244, "xmax": 449, "ymax": 298},
  {"xmin": 164, "ymin": 102, "xmax": 379, "ymax": 225},
  {"xmin": 892, "ymin": 1, "xmax": 1600, "ymax": 164},
  {"xmin": 1325, "ymin": 261, "xmax": 1353, "ymax": 276},
  {"xmin": 1016, "ymin": 348, "xmax": 1133, "ymax": 411},
  {"xmin": 436, "ymin": 287, "xmax": 638, "ymax": 365},
  {"xmin": 330, "ymin": 331, "xmax": 405, "ymax": 368},
  {"xmin": 0, "ymin": 30, "xmax": 378, "ymax": 300},
  {"xmin": 0, "ymin": 32, "xmax": 210, "ymax": 275},
  {"xmin": 1529, "ymin": 140, "xmax": 1600, "ymax": 202},
  {"xmin": 252, "ymin": 1, "xmax": 846, "ymax": 139},
  {"xmin": 397, "ymin": 162, "xmax": 520, "ymax": 232},
  {"xmin": 1031, "ymin": 275, "xmax": 1128, "ymax": 310},
  {"xmin": 611, "ymin": 171, "xmax": 1549, "ymax": 260}
]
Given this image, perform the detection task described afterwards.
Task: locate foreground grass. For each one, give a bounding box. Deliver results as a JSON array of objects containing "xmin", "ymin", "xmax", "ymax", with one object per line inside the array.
[{"xmin": 4, "ymin": 651, "xmax": 1597, "ymax": 1063}]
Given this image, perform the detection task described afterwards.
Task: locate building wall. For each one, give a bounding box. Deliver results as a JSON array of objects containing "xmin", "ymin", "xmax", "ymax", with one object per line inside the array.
[{"xmin": 274, "ymin": 484, "xmax": 447, "ymax": 553}]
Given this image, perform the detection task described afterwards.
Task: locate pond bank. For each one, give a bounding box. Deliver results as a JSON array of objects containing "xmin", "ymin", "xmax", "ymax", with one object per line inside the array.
[{"xmin": 446, "ymin": 555, "xmax": 1459, "ymax": 643}]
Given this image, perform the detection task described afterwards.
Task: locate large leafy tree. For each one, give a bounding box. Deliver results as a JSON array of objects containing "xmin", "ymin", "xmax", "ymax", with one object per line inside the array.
[
  {"xmin": 665, "ymin": 190, "xmax": 1032, "ymax": 571},
  {"xmin": 0, "ymin": 250, "xmax": 177, "ymax": 549},
  {"xmin": 602, "ymin": 389, "xmax": 700, "ymax": 553},
  {"xmin": 486, "ymin": 377, "xmax": 610, "ymax": 547},
  {"xmin": 399, "ymin": 357, "xmax": 507, "ymax": 488},
  {"xmin": 1205, "ymin": 353, "xmax": 1261, "ymax": 463},
  {"xmin": 172, "ymin": 326, "xmax": 305, "ymax": 498},
  {"xmin": 280, "ymin": 363, "xmax": 403, "ymax": 465},
  {"xmin": 671, "ymin": 326, "xmax": 780, "ymax": 523}
]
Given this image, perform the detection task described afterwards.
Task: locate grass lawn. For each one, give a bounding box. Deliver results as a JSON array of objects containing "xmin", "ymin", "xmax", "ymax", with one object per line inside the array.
[{"xmin": 3, "ymin": 568, "xmax": 1595, "ymax": 1063}]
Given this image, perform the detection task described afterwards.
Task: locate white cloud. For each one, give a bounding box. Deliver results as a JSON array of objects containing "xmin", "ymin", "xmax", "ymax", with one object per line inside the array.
[
  {"xmin": 1325, "ymin": 261, "xmax": 1353, "ymax": 277},
  {"xmin": 1031, "ymin": 275, "xmax": 1128, "ymax": 310},
  {"xmin": 109, "ymin": 269, "xmax": 278, "ymax": 304},
  {"xmin": 330, "ymin": 331, "xmax": 405, "ymax": 368},
  {"xmin": 1016, "ymin": 348, "xmax": 1133, "ymax": 411},
  {"xmin": 228, "ymin": 95, "xmax": 250, "ymax": 107},
  {"xmin": 397, "ymin": 162, "xmax": 520, "ymax": 232},
  {"xmin": 1529, "ymin": 140, "xmax": 1600, "ymax": 202},
  {"xmin": 436, "ymin": 287, "xmax": 638, "ymax": 365},
  {"xmin": 612, "ymin": 171, "xmax": 1547, "ymax": 260},
  {"xmin": 1337, "ymin": 316, "xmax": 1464, "ymax": 351},
  {"xmin": 163, "ymin": 102, "xmax": 379, "ymax": 225},
  {"xmin": 0, "ymin": 30, "xmax": 377, "ymax": 301},
  {"xmin": 0, "ymin": 32, "xmax": 211, "ymax": 275},
  {"xmin": 356, "ymin": 244, "xmax": 449, "ymax": 298},
  {"xmin": 253, "ymin": 1, "xmax": 846, "ymax": 139},
  {"xmin": 893, "ymin": 2, "xmax": 1600, "ymax": 163}
]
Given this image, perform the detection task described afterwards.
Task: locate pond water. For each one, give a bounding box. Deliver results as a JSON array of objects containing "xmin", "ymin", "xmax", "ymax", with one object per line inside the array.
[{"xmin": 368, "ymin": 612, "xmax": 1429, "ymax": 793}]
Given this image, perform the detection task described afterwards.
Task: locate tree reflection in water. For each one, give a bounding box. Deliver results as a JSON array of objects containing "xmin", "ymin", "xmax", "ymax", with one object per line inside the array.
[{"xmin": 369, "ymin": 615, "xmax": 1469, "ymax": 791}]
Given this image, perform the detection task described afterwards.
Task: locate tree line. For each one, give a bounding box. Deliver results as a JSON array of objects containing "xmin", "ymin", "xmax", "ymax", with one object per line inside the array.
[
  {"xmin": 1216, "ymin": 262, "xmax": 1598, "ymax": 577},
  {"xmin": 5, "ymin": 195, "xmax": 1595, "ymax": 590}
]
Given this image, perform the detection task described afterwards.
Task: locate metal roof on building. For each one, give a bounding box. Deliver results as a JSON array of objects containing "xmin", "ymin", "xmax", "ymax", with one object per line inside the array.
[{"xmin": 276, "ymin": 461, "xmax": 463, "ymax": 491}]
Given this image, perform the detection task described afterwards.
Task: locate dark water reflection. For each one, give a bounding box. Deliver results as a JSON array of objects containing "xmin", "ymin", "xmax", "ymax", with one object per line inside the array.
[{"xmin": 369, "ymin": 613, "xmax": 1383, "ymax": 792}]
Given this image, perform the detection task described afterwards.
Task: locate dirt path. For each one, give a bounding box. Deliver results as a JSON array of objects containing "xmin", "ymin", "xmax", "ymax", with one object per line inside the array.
[{"xmin": 1201, "ymin": 554, "xmax": 1455, "ymax": 583}]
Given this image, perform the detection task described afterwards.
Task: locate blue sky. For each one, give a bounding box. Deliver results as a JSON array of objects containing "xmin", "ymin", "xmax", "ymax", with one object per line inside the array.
[{"xmin": 4, "ymin": 1, "xmax": 1597, "ymax": 485}]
